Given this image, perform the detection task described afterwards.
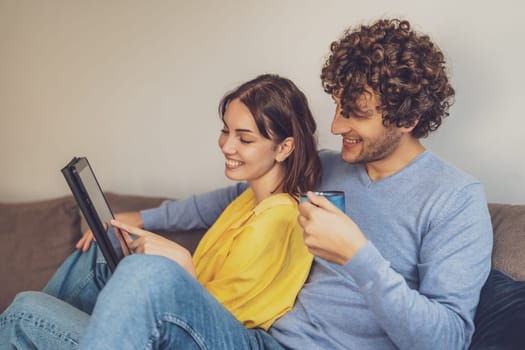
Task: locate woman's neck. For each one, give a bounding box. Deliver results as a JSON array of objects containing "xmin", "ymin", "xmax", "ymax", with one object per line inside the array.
[{"xmin": 248, "ymin": 164, "xmax": 286, "ymax": 204}]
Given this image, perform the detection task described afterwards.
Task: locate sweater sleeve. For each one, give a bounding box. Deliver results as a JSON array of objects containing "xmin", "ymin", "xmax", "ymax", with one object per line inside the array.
[
  {"xmin": 140, "ymin": 183, "xmax": 247, "ymax": 231},
  {"xmin": 345, "ymin": 183, "xmax": 493, "ymax": 350}
]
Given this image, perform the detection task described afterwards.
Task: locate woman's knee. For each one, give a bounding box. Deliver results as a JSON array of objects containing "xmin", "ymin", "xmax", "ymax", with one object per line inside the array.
[
  {"xmin": 5, "ymin": 291, "xmax": 89, "ymax": 321},
  {"xmin": 0, "ymin": 292, "xmax": 54, "ymax": 333},
  {"xmin": 0, "ymin": 291, "xmax": 89, "ymax": 349},
  {"xmin": 7, "ymin": 291, "xmax": 53, "ymax": 314},
  {"xmin": 104, "ymin": 254, "xmax": 195, "ymax": 300},
  {"xmin": 118, "ymin": 254, "xmax": 189, "ymax": 282}
]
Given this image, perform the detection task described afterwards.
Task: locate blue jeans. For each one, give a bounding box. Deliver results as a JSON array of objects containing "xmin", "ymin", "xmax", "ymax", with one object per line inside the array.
[
  {"xmin": 0, "ymin": 244, "xmax": 109, "ymax": 349},
  {"xmin": 0, "ymin": 245, "xmax": 283, "ymax": 349}
]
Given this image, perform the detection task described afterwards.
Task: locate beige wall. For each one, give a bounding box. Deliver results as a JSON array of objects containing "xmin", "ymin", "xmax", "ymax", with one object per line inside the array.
[{"xmin": 1, "ymin": 0, "xmax": 524, "ymax": 204}]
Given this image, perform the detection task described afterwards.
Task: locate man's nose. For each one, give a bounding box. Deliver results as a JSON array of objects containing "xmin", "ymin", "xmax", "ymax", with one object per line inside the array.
[{"xmin": 331, "ymin": 112, "xmax": 351, "ymax": 135}]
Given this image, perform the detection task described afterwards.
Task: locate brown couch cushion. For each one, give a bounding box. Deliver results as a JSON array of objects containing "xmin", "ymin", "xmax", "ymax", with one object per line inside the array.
[
  {"xmin": 0, "ymin": 196, "xmax": 80, "ymax": 312},
  {"xmin": 489, "ymin": 203, "xmax": 525, "ymax": 280}
]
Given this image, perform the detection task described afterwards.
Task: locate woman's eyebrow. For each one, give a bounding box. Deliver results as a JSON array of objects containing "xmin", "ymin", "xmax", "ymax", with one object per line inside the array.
[{"xmin": 235, "ymin": 128, "xmax": 254, "ymax": 133}]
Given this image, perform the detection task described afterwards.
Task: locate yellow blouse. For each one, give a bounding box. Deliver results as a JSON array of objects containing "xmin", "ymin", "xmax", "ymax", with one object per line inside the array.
[{"xmin": 192, "ymin": 188, "xmax": 313, "ymax": 330}]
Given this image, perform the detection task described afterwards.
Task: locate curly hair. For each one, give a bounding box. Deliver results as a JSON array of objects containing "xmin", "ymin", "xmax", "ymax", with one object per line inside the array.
[{"xmin": 321, "ymin": 19, "xmax": 455, "ymax": 138}]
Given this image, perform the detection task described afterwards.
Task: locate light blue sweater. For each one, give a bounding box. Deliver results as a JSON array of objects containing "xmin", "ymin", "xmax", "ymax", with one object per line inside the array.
[{"xmin": 141, "ymin": 149, "xmax": 493, "ymax": 350}]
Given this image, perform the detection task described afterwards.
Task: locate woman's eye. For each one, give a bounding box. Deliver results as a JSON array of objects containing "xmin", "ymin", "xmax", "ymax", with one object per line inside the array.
[
  {"xmin": 220, "ymin": 129, "xmax": 229, "ymax": 135},
  {"xmin": 240, "ymin": 138, "xmax": 254, "ymax": 144}
]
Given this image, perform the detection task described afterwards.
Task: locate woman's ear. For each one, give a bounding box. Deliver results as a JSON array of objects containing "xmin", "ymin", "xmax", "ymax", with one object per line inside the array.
[{"xmin": 276, "ymin": 137, "xmax": 295, "ymax": 162}]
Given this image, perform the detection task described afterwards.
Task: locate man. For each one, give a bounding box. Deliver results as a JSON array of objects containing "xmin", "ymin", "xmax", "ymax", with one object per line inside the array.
[{"xmin": 1, "ymin": 18, "xmax": 492, "ymax": 350}]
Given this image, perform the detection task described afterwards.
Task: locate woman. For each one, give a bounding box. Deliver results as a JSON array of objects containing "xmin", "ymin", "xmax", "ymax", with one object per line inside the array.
[{"xmin": 0, "ymin": 74, "xmax": 321, "ymax": 349}]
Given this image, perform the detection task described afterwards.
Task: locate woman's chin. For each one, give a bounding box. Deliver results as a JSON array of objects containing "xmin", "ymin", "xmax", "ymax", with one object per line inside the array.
[{"xmin": 224, "ymin": 170, "xmax": 243, "ymax": 181}]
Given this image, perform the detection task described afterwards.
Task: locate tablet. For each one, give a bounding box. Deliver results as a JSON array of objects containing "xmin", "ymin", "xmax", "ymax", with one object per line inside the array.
[{"xmin": 61, "ymin": 157, "xmax": 130, "ymax": 271}]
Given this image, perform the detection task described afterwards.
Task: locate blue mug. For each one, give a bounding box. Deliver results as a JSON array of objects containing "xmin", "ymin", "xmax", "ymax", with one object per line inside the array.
[{"xmin": 299, "ymin": 191, "xmax": 346, "ymax": 212}]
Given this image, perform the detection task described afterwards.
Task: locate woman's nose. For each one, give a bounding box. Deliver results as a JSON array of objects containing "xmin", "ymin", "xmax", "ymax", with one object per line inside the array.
[{"xmin": 219, "ymin": 134, "xmax": 236, "ymax": 154}]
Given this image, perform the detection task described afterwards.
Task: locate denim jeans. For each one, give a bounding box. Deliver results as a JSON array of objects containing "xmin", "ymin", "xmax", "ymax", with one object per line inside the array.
[
  {"xmin": 0, "ymin": 245, "xmax": 283, "ymax": 349},
  {"xmin": 0, "ymin": 244, "xmax": 109, "ymax": 349}
]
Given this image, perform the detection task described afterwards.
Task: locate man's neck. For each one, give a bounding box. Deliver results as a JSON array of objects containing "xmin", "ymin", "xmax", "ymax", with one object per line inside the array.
[{"xmin": 365, "ymin": 137, "xmax": 425, "ymax": 182}]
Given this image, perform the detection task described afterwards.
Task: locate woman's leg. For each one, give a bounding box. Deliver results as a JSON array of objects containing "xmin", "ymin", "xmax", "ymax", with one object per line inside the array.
[
  {"xmin": 80, "ymin": 254, "xmax": 283, "ymax": 350},
  {"xmin": 0, "ymin": 291, "xmax": 89, "ymax": 350},
  {"xmin": 0, "ymin": 244, "xmax": 112, "ymax": 349},
  {"xmin": 43, "ymin": 243, "xmax": 112, "ymax": 314}
]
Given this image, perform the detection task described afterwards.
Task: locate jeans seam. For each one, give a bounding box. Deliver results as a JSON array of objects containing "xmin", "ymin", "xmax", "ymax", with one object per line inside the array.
[
  {"xmin": 67, "ymin": 270, "xmax": 95, "ymax": 302},
  {"xmin": 147, "ymin": 313, "xmax": 209, "ymax": 350},
  {"xmin": 1, "ymin": 311, "xmax": 80, "ymax": 346}
]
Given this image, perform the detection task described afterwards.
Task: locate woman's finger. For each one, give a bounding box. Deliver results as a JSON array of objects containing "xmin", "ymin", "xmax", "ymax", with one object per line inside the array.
[
  {"xmin": 129, "ymin": 237, "xmax": 145, "ymax": 254},
  {"xmin": 76, "ymin": 231, "xmax": 95, "ymax": 252},
  {"xmin": 113, "ymin": 226, "xmax": 132, "ymax": 256},
  {"xmin": 111, "ymin": 219, "xmax": 148, "ymax": 237}
]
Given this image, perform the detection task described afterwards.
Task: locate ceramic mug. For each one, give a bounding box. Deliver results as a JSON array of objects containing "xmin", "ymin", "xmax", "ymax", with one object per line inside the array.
[{"xmin": 299, "ymin": 191, "xmax": 345, "ymax": 212}]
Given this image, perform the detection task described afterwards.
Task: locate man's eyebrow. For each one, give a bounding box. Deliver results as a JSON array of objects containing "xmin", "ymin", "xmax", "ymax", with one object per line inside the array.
[{"xmin": 352, "ymin": 108, "xmax": 375, "ymax": 117}]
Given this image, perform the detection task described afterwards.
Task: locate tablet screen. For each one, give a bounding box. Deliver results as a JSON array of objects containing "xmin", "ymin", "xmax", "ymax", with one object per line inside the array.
[{"xmin": 76, "ymin": 160, "xmax": 126, "ymax": 259}]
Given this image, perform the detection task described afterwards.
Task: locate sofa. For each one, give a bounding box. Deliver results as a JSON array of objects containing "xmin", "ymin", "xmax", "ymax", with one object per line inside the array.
[{"xmin": 1, "ymin": 192, "xmax": 524, "ymax": 349}]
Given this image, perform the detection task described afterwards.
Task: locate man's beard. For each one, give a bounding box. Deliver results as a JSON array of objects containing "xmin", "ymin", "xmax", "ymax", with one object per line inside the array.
[{"xmin": 343, "ymin": 126, "xmax": 403, "ymax": 164}]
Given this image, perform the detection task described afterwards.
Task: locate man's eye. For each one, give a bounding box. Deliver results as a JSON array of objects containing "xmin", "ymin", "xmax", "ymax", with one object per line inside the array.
[{"xmin": 349, "ymin": 112, "xmax": 370, "ymax": 120}]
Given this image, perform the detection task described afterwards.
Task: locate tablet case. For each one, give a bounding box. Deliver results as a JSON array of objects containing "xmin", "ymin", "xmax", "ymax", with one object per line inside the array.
[{"xmin": 61, "ymin": 157, "xmax": 124, "ymax": 271}]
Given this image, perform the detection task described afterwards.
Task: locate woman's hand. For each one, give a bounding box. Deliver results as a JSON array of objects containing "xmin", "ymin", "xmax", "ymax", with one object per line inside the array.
[
  {"xmin": 75, "ymin": 211, "xmax": 143, "ymax": 252},
  {"xmin": 111, "ymin": 219, "xmax": 196, "ymax": 277},
  {"xmin": 76, "ymin": 230, "xmax": 96, "ymax": 252}
]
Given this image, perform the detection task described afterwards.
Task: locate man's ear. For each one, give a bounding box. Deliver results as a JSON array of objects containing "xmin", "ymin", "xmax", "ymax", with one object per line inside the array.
[
  {"xmin": 276, "ymin": 137, "xmax": 295, "ymax": 162},
  {"xmin": 401, "ymin": 119, "xmax": 419, "ymax": 133}
]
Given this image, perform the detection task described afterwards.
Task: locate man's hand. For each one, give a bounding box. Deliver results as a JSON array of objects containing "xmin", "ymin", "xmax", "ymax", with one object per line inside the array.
[
  {"xmin": 110, "ymin": 219, "xmax": 196, "ymax": 277},
  {"xmin": 298, "ymin": 191, "xmax": 367, "ymax": 265},
  {"xmin": 75, "ymin": 211, "xmax": 143, "ymax": 252}
]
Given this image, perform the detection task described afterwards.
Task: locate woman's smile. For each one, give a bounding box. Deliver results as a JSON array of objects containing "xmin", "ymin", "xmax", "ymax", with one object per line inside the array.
[{"xmin": 225, "ymin": 158, "xmax": 244, "ymax": 169}]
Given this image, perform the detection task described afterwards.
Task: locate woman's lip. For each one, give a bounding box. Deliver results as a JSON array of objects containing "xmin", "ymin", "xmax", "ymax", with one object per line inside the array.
[{"xmin": 225, "ymin": 159, "xmax": 244, "ymax": 168}]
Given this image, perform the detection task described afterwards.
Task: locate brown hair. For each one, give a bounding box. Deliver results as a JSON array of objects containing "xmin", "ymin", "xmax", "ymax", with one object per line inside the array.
[
  {"xmin": 219, "ymin": 74, "xmax": 322, "ymax": 198},
  {"xmin": 321, "ymin": 18, "xmax": 455, "ymax": 138}
]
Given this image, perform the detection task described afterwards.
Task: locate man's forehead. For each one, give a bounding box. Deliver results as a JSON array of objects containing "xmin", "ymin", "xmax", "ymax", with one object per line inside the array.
[{"xmin": 332, "ymin": 88, "xmax": 380, "ymax": 109}]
